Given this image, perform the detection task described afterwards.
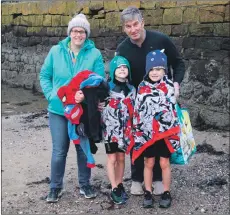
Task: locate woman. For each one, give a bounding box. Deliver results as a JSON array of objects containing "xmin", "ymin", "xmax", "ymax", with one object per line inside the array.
[{"xmin": 40, "ymin": 14, "xmax": 105, "ymax": 203}]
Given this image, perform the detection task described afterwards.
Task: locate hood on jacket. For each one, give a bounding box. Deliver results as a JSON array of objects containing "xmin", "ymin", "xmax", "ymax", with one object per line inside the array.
[
  {"xmin": 109, "ymin": 56, "xmax": 131, "ymax": 82},
  {"xmin": 58, "ymin": 37, "xmax": 95, "ymax": 52}
]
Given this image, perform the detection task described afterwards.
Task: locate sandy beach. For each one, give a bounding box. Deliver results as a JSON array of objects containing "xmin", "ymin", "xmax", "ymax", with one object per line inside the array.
[{"xmin": 1, "ymin": 84, "xmax": 229, "ymax": 214}]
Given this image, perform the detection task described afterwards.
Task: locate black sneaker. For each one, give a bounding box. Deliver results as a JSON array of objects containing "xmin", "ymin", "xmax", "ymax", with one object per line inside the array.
[
  {"xmin": 118, "ymin": 183, "xmax": 129, "ymax": 201},
  {"xmin": 80, "ymin": 185, "xmax": 97, "ymax": 199},
  {"xmin": 110, "ymin": 187, "xmax": 123, "ymax": 204},
  {"xmin": 159, "ymin": 191, "xmax": 172, "ymax": 208},
  {"xmin": 46, "ymin": 188, "xmax": 63, "ymax": 203},
  {"xmin": 143, "ymin": 190, "xmax": 153, "ymax": 208}
]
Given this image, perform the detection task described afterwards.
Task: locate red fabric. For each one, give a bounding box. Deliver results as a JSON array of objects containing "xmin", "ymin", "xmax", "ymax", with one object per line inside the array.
[
  {"xmin": 57, "ymin": 70, "xmax": 95, "ymax": 124},
  {"xmin": 132, "ymin": 125, "xmax": 180, "ymax": 164},
  {"xmin": 57, "ymin": 70, "xmax": 94, "ymax": 106},
  {"xmin": 64, "ymin": 105, "xmax": 83, "ymax": 124}
]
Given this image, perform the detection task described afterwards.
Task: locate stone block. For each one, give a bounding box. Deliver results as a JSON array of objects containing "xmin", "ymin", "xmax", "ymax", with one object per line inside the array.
[
  {"xmin": 224, "ymin": 5, "xmax": 230, "ymax": 21},
  {"xmin": 176, "ymin": 0, "xmax": 197, "ymax": 6},
  {"xmin": 82, "ymin": 7, "xmax": 91, "ymax": 15},
  {"xmin": 189, "ymin": 23, "xmax": 214, "ymax": 36},
  {"xmin": 156, "ymin": 1, "xmax": 177, "ymax": 8},
  {"xmin": 1, "ymin": 4, "xmax": 9, "ymax": 15},
  {"xmin": 52, "ymin": 15, "xmax": 61, "ymax": 27},
  {"xmin": 201, "ymin": 49, "xmax": 229, "ymax": 61},
  {"xmin": 117, "ymin": 0, "xmax": 141, "ymax": 10},
  {"xmin": 163, "ymin": 8, "xmax": 183, "ymax": 24},
  {"xmin": 43, "ymin": 15, "xmax": 52, "ymax": 27},
  {"xmin": 19, "ymin": 16, "xmax": 30, "ymax": 26},
  {"xmin": 94, "ymin": 13, "xmax": 105, "ymax": 19},
  {"xmin": 13, "ymin": 15, "xmax": 21, "ymax": 25},
  {"xmin": 35, "ymin": 15, "xmax": 44, "ymax": 26},
  {"xmin": 46, "ymin": 27, "xmax": 56, "ymax": 37},
  {"xmin": 8, "ymin": 3, "xmax": 22, "ymax": 14},
  {"xmin": 199, "ymin": 6, "xmax": 225, "ymax": 23},
  {"xmin": 105, "ymin": 36, "xmax": 117, "ymax": 49},
  {"xmin": 214, "ymin": 23, "xmax": 230, "ymax": 37},
  {"xmin": 54, "ymin": 27, "xmax": 64, "ymax": 37},
  {"xmin": 48, "ymin": 1, "xmax": 67, "ymax": 15},
  {"xmin": 195, "ymin": 37, "xmax": 222, "ymax": 50},
  {"xmin": 183, "ymin": 7, "xmax": 199, "ymax": 23},
  {"xmin": 28, "ymin": 36, "xmax": 42, "ymax": 46},
  {"xmin": 105, "ymin": 12, "xmax": 121, "ymax": 29},
  {"xmin": 140, "ymin": 0, "xmax": 156, "ymax": 9},
  {"xmin": 182, "ymin": 37, "xmax": 196, "ymax": 48},
  {"xmin": 49, "ymin": 37, "xmax": 60, "ymax": 45},
  {"xmin": 171, "ymin": 37, "xmax": 184, "ymax": 47},
  {"xmin": 197, "ymin": 0, "xmax": 229, "ymax": 5},
  {"xmin": 145, "ymin": 25, "xmax": 159, "ymax": 31},
  {"xmin": 99, "ymin": 19, "xmax": 105, "ymax": 28},
  {"xmin": 95, "ymin": 37, "xmax": 105, "ymax": 50},
  {"xmin": 61, "ymin": 16, "xmax": 71, "ymax": 27},
  {"xmin": 89, "ymin": 1, "xmax": 104, "ymax": 11},
  {"xmin": 21, "ymin": 2, "xmax": 38, "ymax": 15},
  {"xmin": 104, "ymin": 1, "xmax": 119, "ymax": 11},
  {"xmin": 36, "ymin": 1, "xmax": 49, "ymax": 14},
  {"xmin": 65, "ymin": 1, "xmax": 78, "ymax": 16},
  {"xmin": 184, "ymin": 48, "xmax": 202, "ymax": 60},
  {"xmin": 158, "ymin": 25, "xmax": 171, "ymax": 35},
  {"xmin": 171, "ymin": 24, "xmax": 188, "ymax": 36},
  {"xmin": 143, "ymin": 9, "xmax": 163, "ymax": 26},
  {"xmin": 89, "ymin": 19, "xmax": 100, "ymax": 29},
  {"xmin": 221, "ymin": 38, "xmax": 230, "ymax": 50},
  {"xmin": 1, "ymin": 15, "xmax": 13, "ymax": 26}
]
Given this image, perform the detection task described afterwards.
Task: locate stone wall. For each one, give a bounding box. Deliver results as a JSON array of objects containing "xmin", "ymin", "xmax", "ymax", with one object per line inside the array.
[{"xmin": 1, "ymin": 0, "xmax": 230, "ymax": 130}]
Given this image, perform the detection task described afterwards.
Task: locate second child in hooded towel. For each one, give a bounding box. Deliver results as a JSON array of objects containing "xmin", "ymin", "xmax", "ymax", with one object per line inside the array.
[
  {"xmin": 101, "ymin": 56, "xmax": 136, "ymax": 205},
  {"xmin": 132, "ymin": 50, "xmax": 181, "ymax": 209}
]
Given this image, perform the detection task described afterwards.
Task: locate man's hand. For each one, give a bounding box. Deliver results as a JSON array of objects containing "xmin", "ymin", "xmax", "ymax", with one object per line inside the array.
[
  {"xmin": 98, "ymin": 102, "xmax": 105, "ymax": 112},
  {"xmin": 174, "ymin": 82, "xmax": 180, "ymax": 99},
  {"xmin": 75, "ymin": 90, "xmax": 84, "ymax": 103}
]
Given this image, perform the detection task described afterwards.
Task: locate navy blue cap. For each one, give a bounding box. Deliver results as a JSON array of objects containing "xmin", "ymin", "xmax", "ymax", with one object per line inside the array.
[{"xmin": 145, "ymin": 50, "xmax": 168, "ymax": 74}]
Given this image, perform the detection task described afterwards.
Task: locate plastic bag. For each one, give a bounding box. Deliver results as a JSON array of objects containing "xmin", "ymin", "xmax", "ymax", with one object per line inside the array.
[{"xmin": 170, "ymin": 104, "xmax": 196, "ymax": 164}]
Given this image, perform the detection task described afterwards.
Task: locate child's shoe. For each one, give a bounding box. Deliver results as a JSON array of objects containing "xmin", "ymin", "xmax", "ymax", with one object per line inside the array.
[
  {"xmin": 118, "ymin": 183, "xmax": 129, "ymax": 201},
  {"xmin": 143, "ymin": 190, "xmax": 154, "ymax": 208},
  {"xmin": 159, "ymin": 191, "xmax": 172, "ymax": 208},
  {"xmin": 110, "ymin": 187, "xmax": 123, "ymax": 204}
]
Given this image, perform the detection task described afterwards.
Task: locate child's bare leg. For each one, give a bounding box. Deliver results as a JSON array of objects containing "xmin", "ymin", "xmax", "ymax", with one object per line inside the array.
[
  {"xmin": 107, "ymin": 153, "xmax": 117, "ymax": 189},
  {"xmin": 144, "ymin": 157, "xmax": 155, "ymax": 192},
  {"xmin": 159, "ymin": 157, "xmax": 171, "ymax": 191},
  {"xmin": 115, "ymin": 152, "xmax": 125, "ymax": 184}
]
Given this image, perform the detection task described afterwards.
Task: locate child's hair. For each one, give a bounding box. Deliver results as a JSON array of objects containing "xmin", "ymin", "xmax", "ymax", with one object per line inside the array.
[
  {"xmin": 109, "ymin": 56, "xmax": 131, "ymax": 82},
  {"xmin": 145, "ymin": 49, "xmax": 168, "ymax": 74}
]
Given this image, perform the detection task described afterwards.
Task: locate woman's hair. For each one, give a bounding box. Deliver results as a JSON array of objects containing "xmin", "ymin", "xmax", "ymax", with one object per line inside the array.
[{"xmin": 120, "ymin": 6, "xmax": 143, "ymax": 24}]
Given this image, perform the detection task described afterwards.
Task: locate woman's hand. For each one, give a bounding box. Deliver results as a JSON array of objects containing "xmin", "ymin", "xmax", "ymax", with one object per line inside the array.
[{"xmin": 75, "ymin": 90, "xmax": 84, "ymax": 103}]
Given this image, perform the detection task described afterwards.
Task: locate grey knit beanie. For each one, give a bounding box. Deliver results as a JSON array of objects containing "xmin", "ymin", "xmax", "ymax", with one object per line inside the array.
[{"xmin": 67, "ymin": 14, "xmax": 90, "ymax": 38}]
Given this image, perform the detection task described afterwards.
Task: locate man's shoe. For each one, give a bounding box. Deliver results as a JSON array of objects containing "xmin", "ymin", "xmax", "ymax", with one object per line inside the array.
[
  {"xmin": 153, "ymin": 181, "xmax": 164, "ymax": 195},
  {"xmin": 143, "ymin": 190, "xmax": 154, "ymax": 208},
  {"xmin": 110, "ymin": 187, "xmax": 124, "ymax": 204},
  {"xmin": 130, "ymin": 181, "xmax": 144, "ymax": 195},
  {"xmin": 118, "ymin": 183, "xmax": 129, "ymax": 201},
  {"xmin": 46, "ymin": 188, "xmax": 63, "ymax": 203},
  {"xmin": 80, "ymin": 185, "xmax": 97, "ymax": 199},
  {"xmin": 159, "ymin": 191, "xmax": 172, "ymax": 208}
]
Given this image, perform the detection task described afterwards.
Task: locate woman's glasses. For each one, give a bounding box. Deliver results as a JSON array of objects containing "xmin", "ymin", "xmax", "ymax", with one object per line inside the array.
[{"xmin": 71, "ymin": 29, "xmax": 86, "ymax": 35}]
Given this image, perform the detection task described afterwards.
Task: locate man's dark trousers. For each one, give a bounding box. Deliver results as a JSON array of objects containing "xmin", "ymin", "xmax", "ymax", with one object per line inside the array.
[{"xmin": 130, "ymin": 149, "xmax": 162, "ymax": 182}]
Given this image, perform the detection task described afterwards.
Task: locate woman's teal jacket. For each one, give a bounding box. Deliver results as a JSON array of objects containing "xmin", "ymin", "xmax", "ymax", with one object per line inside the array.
[{"xmin": 40, "ymin": 37, "xmax": 105, "ymax": 115}]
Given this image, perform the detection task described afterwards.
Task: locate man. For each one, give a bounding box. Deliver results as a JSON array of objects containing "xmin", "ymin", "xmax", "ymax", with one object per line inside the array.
[{"xmin": 116, "ymin": 6, "xmax": 185, "ymax": 196}]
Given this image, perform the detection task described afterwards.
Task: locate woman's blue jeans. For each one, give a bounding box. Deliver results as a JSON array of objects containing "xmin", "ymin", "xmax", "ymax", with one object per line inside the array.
[{"xmin": 48, "ymin": 112, "xmax": 91, "ymax": 189}]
